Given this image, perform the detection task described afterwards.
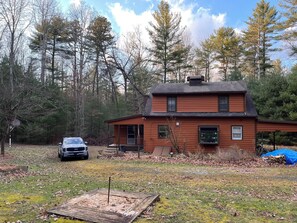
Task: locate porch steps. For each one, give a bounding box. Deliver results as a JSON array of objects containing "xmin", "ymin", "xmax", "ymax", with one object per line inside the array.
[{"xmin": 97, "ymin": 147, "xmax": 123, "ymax": 158}]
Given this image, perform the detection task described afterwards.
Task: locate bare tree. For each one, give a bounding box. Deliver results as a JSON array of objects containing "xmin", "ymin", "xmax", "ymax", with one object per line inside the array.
[
  {"xmin": 0, "ymin": 0, "xmax": 31, "ymax": 92},
  {"xmin": 109, "ymin": 27, "xmax": 156, "ymax": 112}
]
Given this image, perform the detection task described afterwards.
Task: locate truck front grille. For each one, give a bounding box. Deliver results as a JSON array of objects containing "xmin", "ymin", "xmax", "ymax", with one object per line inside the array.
[{"xmin": 67, "ymin": 147, "xmax": 85, "ymax": 151}]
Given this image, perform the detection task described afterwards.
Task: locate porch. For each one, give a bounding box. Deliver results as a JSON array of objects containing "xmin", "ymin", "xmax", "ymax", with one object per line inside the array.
[
  {"xmin": 105, "ymin": 115, "xmax": 145, "ymax": 151},
  {"xmin": 110, "ymin": 124, "xmax": 144, "ymax": 152}
]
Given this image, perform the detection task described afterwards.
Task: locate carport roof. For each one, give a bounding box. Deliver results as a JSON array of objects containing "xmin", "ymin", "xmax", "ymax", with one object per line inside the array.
[{"xmin": 257, "ymin": 119, "xmax": 297, "ymax": 132}]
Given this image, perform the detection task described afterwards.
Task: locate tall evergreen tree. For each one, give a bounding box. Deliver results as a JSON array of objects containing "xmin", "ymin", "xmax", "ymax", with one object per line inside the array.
[
  {"xmin": 147, "ymin": 0, "xmax": 184, "ymax": 83},
  {"xmin": 195, "ymin": 38, "xmax": 215, "ymax": 82},
  {"xmin": 243, "ymin": 0, "xmax": 279, "ymax": 78},
  {"xmin": 171, "ymin": 40, "xmax": 192, "ymax": 83},
  {"xmin": 87, "ymin": 16, "xmax": 114, "ymax": 96},
  {"xmin": 211, "ymin": 27, "xmax": 242, "ymax": 81},
  {"xmin": 279, "ymin": 0, "xmax": 297, "ymax": 55}
]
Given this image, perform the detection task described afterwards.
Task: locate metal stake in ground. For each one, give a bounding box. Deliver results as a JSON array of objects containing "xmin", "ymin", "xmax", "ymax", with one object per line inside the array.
[{"xmin": 108, "ymin": 176, "xmax": 111, "ymax": 204}]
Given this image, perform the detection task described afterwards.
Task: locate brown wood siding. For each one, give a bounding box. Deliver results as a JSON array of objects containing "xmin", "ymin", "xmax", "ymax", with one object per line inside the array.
[
  {"xmin": 152, "ymin": 96, "xmax": 167, "ymax": 112},
  {"xmin": 152, "ymin": 94, "xmax": 246, "ymax": 113},
  {"xmin": 143, "ymin": 117, "xmax": 256, "ymax": 153},
  {"xmin": 257, "ymin": 122, "xmax": 297, "ymax": 132},
  {"xmin": 229, "ymin": 94, "xmax": 245, "ymax": 112},
  {"xmin": 177, "ymin": 95, "xmax": 218, "ymax": 112},
  {"xmin": 114, "ymin": 125, "xmax": 128, "ymax": 144}
]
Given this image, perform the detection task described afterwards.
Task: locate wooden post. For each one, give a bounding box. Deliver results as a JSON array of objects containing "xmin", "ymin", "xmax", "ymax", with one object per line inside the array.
[
  {"xmin": 137, "ymin": 125, "xmax": 140, "ymax": 158},
  {"xmin": 107, "ymin": 124, "xmax": 110, "ymax": 147},
  {"xmin": 117, "ymin": 125, "xmax": 120, "ymax": 155},
  {"xmin": 108, "ymin": 176, "xmax": 111, "ymax": 204},
  {"xmin": 273, "ymin": 131, "xmax": 276, "ymax": 151}
]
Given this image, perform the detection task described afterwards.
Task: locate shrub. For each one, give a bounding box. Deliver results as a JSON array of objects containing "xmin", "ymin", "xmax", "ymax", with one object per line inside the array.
[{"xmin": 212, "ymin": 145, "xmax": 254, "ymax": 161}]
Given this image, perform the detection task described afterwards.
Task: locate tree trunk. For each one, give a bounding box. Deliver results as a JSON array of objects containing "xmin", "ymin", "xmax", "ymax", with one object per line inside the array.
[
  {"xmin": 124, "ymin": 76, "xmax": 127, "ymax": 102},
  {"xmin": 51, "ymin": 35, "xmax": 56, "ymax": 85},
  {"xmin": 164, "ymin": 43, "xmax": 167, "ymax": 83},
  {"xmin": 1, "ymin": 137, "xmax": 5, "ymax": 156},
  {"xmin": 9, "ymin": 31, "xmax": 15, "ymax": 93},
  {"xmin": 41, "ymin": 31, "xmax": 48, "ymax": 85}
]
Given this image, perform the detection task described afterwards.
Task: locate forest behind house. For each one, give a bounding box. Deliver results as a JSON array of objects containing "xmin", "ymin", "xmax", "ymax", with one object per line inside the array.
[{"xmin": 1, "ymin": 0, "xmax": 297, "ymax": 153}]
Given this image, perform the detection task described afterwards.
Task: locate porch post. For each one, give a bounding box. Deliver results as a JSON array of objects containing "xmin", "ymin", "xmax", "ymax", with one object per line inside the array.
[
  {"xmin": 273, "ymin": 131, "xmax": 276, "ymax": 151},
  {"xmin": 118, "ymin": 125, "xmax": 120, "ymax": 154},
  {"xmin": 107, "ymin": 124, "xmax": 110, "ymax": 147},
  {"xmin": 137, "ymin": 125, "xmax": 140, "ymax": 158},
  {"xmin": 137, "ymin": 125, "xmax": 140, "ymax": 145}
]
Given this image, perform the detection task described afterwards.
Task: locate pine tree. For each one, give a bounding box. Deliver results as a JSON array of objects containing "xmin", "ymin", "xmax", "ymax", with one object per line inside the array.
[
  {"xmin": 147, "ymin": 0, "xmax": 184, "ymax": 83},
  {"xmin": 243, "ymin": 0, "xmax": 279, "ymax": 78},
  {"xmin": 211, "ymin": 27, "xmax": 242, "ymax": 81},
  {"xmin": 87, "ymin": 16, "xmax": 114, "ymax": 96},
  {"xmin": 195, "ymin": 38, "xmax": 215, "ymax": 82},
  {"xmin": 279, "ymin": 0, "xmax": 297, "ymax": 55}
]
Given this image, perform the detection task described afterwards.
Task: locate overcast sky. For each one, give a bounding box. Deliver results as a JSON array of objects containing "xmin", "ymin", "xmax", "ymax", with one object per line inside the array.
[{"xmin": 58, "ymin": 0, "xmax": 293, "ymax": 67}]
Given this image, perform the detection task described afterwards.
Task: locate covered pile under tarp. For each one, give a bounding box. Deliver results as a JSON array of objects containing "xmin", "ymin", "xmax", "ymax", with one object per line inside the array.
[{"xmin": 261, "ymin": 149, "xmax": 297, "ymax": 165}]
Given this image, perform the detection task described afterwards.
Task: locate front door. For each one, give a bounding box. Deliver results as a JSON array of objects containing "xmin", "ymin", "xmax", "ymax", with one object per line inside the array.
[{"xmin": 127, "ymin": 125, "xmax": 136, "ymax": 145}]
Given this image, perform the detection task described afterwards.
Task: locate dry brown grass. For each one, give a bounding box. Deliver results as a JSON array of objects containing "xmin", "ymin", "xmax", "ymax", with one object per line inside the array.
[{"xmin": 211, "ymin": 145, "xmax": 255, "ymax": 161}]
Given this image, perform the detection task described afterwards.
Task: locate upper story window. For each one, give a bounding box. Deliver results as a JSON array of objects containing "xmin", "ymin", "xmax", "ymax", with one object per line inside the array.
[
  {"xmin": 218, "ymin": 95, "xmax": 229, "ymax": 112},
  {"xmin": 167, "ymin": 96, "xmax": 177, "ymax": 112}
]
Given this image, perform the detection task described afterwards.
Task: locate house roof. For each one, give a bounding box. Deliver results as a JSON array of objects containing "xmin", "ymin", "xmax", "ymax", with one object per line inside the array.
[{"xmin": 151, "ymin": 81, "xmax": 247, "ymax": 95}]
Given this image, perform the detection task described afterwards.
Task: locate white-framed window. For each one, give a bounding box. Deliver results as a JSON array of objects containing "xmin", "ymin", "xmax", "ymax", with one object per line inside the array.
[{"xmin": 232, "ymin": 126, "xmax": 243, "ymax": 140}]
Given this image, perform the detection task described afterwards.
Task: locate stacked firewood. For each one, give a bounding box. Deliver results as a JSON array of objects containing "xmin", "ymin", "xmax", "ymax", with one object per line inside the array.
[{"xmin": 262, "ymin": 155, "xmax": 286, "ymax": 164}]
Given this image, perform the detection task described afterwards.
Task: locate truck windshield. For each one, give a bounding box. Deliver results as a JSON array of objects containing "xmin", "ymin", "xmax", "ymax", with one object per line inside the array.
[{"xmin": 64, "ymin": 138, "xmax": 83, "ymax": 144}]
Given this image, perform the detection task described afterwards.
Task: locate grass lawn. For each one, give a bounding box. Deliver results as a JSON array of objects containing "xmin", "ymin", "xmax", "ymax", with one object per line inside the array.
[{"xmin": 0, "ymin": 145, "xmax": 296, "ymax": 223}]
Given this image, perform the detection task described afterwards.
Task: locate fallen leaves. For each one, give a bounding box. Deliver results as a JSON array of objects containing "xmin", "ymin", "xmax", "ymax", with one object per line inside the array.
[{"xmin": 0, "ymin": 145, "xmax": 296, "ymax": 223}]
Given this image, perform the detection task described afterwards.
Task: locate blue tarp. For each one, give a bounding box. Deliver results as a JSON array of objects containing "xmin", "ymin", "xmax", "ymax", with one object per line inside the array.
[{"xmin": 261, "ymin": 149, "xmax": 297, "ymax": 165}]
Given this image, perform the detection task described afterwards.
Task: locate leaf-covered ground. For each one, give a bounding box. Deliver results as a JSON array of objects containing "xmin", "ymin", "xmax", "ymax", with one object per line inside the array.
[{"xmin": 0, "ymin": 145, "xmax": 296, "ymax": 223}]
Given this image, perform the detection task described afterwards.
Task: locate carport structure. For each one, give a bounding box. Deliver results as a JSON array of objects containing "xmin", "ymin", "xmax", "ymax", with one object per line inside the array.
[{"xmin": 257, "ymin": 119, "xmax": 297, "ymax": 150}]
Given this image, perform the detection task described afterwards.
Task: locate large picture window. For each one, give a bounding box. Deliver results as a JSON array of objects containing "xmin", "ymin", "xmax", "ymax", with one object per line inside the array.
[
  {"xmin": 199, "ymin": 126, "xmax": 219, "ymax": 145},
  {"xmin": 218, "ymin": 96, "xmax": 229, "ymax": 112},
  {"xmin": 232, "ymin": 126, "xmax": 243, "ymax": 140},
  {"xmin": 167, "ymin": 96, "xmax": 177, "ymax": 112},
  {"xmin": 158, "ymin": 125, "xmax": 169, "ymax": 138}
]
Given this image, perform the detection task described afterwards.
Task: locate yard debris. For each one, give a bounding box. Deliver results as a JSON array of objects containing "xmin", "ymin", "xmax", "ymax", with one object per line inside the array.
[
  {"xmin": 106, "ymin": 152, "xmax": 271, "ymax": 167},
  {"xmin": 97, "ymin": 148, "xmax": 124, "ymax": 158},
  {"xmin": 262, "ymin": 155, "xmax": 286, "ymax": 164},
  {"xmin": 261, "ymin": 149, "xmax": 297, "ymax": 165},
  {"xmin": 0, "ymin": 165, "xmax": 28, "ymax": 176}
]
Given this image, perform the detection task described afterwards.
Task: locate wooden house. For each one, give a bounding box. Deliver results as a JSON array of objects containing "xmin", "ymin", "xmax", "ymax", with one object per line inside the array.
[{"xmin": 106, "ymin": 76, "xmax": 297, "ymax": 154}]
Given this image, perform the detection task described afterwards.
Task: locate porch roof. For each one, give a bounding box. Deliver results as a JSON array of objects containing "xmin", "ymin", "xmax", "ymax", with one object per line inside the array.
[
  {"xmin": 257, "ymin": 119, "xmax": 297, "ymax": 132},
  {"xmin": 105, "ymin": 114, "xmax": 144, "ymax": 125}
]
